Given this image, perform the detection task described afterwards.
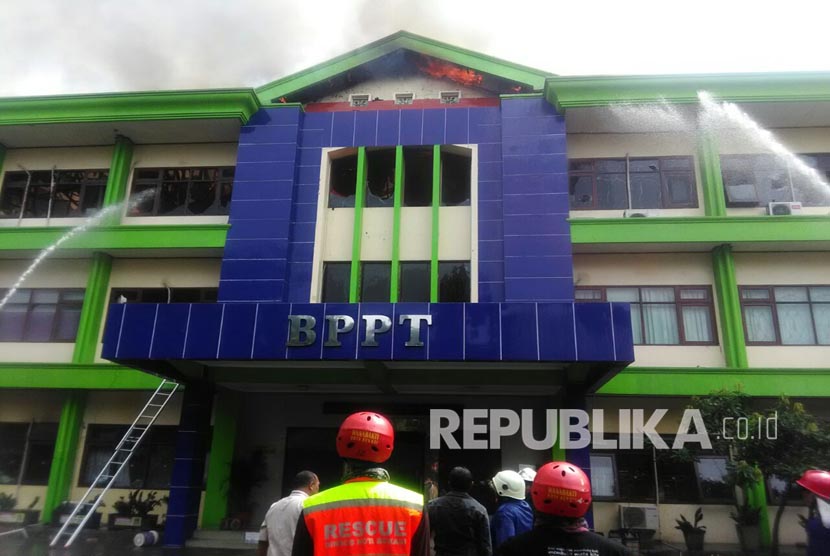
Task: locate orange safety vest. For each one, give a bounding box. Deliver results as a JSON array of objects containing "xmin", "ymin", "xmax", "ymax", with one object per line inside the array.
[{"xmin": 298, "ymin": 478, "xmax": 426, "ymax": 556}]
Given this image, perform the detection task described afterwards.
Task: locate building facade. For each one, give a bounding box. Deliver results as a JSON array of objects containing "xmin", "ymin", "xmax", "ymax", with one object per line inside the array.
[{"xmin": 1, "ymin": 32, "xmax": 829, "ymax": 548}]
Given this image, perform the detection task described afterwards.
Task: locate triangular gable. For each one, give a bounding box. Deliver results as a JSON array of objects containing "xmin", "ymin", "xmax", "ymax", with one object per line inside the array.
[{"xmin": 256, "ymin": 31, "xmax": 553, "ymax": 105}]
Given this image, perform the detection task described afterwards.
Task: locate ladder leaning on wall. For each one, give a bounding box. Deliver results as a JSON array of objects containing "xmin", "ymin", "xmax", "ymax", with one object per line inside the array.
[{"xmin": 49, "ymin": 379, "xmax": 179, "ymax": 548}]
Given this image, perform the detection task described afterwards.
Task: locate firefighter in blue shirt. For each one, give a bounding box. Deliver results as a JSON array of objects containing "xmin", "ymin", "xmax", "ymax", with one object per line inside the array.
[{"xmin": 489, "ymin": 470, "xmax": 533, "ymax": 549}]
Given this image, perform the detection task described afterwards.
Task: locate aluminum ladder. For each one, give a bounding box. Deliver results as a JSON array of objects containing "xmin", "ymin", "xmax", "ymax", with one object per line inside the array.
[{"xmin": 50, "ymin": 379, "xmax": 179, "ymax": 548}]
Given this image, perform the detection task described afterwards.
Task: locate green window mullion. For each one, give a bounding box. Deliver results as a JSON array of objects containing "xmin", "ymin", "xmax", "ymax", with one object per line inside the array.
[
  {"xmin": 697, "ymin": 132, "xmax": 727, "ymax": 217},
  {"xmin": 349, "ymin": 147, "xmax": 368, "ymax": 303},
  {"xmin": 390, "ymin": 146, "xmax": 404, "ymax": 302},
  {"xmin": 430, "ymin": 145, "xmax": 441, "ymax": 302}
]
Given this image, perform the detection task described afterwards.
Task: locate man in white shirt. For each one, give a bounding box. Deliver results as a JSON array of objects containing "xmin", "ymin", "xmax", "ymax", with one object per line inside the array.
[{"xmin": 258, "ymin": 470, "xmax": 320, "ymax": 556}]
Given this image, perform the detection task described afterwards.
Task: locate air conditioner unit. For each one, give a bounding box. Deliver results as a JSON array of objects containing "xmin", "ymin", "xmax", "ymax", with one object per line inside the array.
[
  {"xmin": 768, "ymin": 201, "xmax": 803, "ymax": 216},
  {"xmin": 619, "ymin": 504, "xmax": 660, "ymax": 531},
  {"xmin": 623, "ymin": 209, "xmax": 659, "ymax": 218}
]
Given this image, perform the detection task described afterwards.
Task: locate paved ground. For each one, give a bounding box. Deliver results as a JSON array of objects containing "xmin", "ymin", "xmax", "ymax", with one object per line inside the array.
[{"xmin": 0, "ymin": 526, "xmax": 253, "ymax": 556}]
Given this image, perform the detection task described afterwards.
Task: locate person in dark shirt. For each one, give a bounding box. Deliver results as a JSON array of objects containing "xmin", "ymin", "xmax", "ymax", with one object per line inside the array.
[
  {"xmin": 797, "ymin": 469, "xmax": 830, "ymax": 556},
  {"xmin": 496, "ymin": 461, "xmax": 631, "ymax": 556},
  {"xmin": 427, "ymin": 467, "xmax": 492, "ymax": 556}
]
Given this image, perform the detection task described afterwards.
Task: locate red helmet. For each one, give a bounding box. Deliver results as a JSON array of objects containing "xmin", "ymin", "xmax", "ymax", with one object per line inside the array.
[
  {"xmin": 797, "ymin": 470, "xmax": 830, "ymax": 500},
  {"xmin": 531, "ymin": 461, "xmax": 592, "ymax": 518},
  {"xmin": 336, "ymin": 412, "xmax": 395, "ymax": 463}
]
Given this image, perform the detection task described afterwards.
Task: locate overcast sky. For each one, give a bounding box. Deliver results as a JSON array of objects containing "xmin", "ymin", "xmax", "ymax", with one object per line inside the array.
[{"xmin": 2, "ymin": 0, "xmax": 829, "ymax": 97}]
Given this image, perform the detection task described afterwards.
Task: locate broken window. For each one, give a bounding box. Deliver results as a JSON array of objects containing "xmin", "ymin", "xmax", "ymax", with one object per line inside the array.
[
  {"xmin": 441, "ymin": 147, "xmax": 472, "ymax": 206},
  {"xmin": 321, "ymin": 263, "xmax": 351, "ymax": 303},
  {"xmin": 350, "ymin": 94, "xmax": 370, "ymax": 107},
  {"xmin": 366, "ymin": 148, "xmax": 397, "ymax": 208},
  {"xmin": 0, "ymin": 170, "xmax": 108, "ymax": 219},
  {"xmin": 110, "ymin": 288, "xmax": 218, "ymax": 304},
  {"xmin": 328, "ymin": 151, "xmax": 358, "ymax": 208},
  {"xmin": 440, "ymin": 91, "xmax": 461, "ymax": 104},
  {"xmin": 394, "ymin": 93, "xmax": 414, "ymax": 106},
  {"xmin": 360, "ymin": 262, "xmax": 391, "ymax": 302},
  {"xmin": 438, "ymin": 261, "xmax": 471, "ymax": 302},
  {"xmin": 403, "ymin": 147, "xmax": 433, "ymax": 207},
  {"xmin": 128, "ymin": 167, "xmax": 234, "ymax": 216},
  {"xmin": 399, "ymin": 262, "xmax": 431, "ymax": 302}
]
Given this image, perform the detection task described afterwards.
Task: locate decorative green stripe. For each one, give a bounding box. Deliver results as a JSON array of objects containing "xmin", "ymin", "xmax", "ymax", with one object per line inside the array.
[
  {"xmin": 0, "ymin": 223, "xmax": 229, "ymax": 251},
  {"xmin": 430, "ymin": 146, "xmax": 441, "ymax": 303},
  {"xmin": 101, "ymin": 135, "xmax": 134, "ymax": 226},
  {"xmin": 349, "ymin": 148, "xmax": 368, "ymax": 303},
  {"xmin": 697, "ymin": 133, "xmax": 726, "ymax": 217},
  {"xmin": 390, "ymin": 146, "xmax": 404, "ymax": 302},
  {"xmin": 72, "ymin": 253, "xmax": 113, "ymax": 364},
  {"xmin": 0, "ymin": 363, "xmax": 162, "ymax": 390},
  {"xmin": 712, "ymin": 245, "xmax": 748, "ymax": 368},
  {"xmin": 595, "ymin": 367, "xmax": 830, "ymax": 396},
  {"xmin": 202, "ymin": 391, "xmax": 239, "ymax": 529},
  {"xmin": 42, "ymin": 391, "xmax": 86, "ymax": 522},
  {"xmin": 570, "ymin": 215, "xmax": 830, "ymax": 245},
  {"xmin": 0, "ymin": 90, "xmax": 261, "ymax": 126}
]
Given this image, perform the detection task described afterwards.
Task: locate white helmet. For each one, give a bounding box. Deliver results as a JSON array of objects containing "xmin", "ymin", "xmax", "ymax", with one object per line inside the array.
[
  {"xmin": 491, "ymin": 470, "xmax": 526, "ymax": 500},
  {"xmin": 518, "ymin": 467, "xmax": 536, "ymax": 482}
]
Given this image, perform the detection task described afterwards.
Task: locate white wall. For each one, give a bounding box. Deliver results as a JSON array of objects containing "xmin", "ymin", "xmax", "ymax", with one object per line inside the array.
[{"xmin": 316, "ymin": 76, "xmax": 490, "ymax": 103}]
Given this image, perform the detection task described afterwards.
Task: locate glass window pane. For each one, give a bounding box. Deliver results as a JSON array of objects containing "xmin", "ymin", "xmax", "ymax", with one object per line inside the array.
[
  {"xmin": 26, "ymin": 305, "xmax": 57, "ymax": 341},
  {"xmin": 0, "ymin": 424, "xmax": 26, "ymax": 484},
  {"xmin": 810, "ymin": 287, "xmax": 830, "ymax": 302},
  {"xmin": 657, "ymin": 459, "xmax": 699, "ymax": 503},
  {"xmin": 641, "ymin": 287, "xmax": 675, "ymax": 302},
  {"xmin": 366, "ymin": 149, "xmax": 396, "ymax": 208},
  {"xmin": 742, "ymin": 288, "xmax": 770, "ymax": 301},
  {"xmin": 575, "ymin": 289, "xmax": 603, "ymax": 301},
  {"xmin": 606, "ymin": 288, "xmax": 639, "ymax": 302},
  {"xmin": 643, "ymin": 305, "xmax": 680, "ymax": 344},
  {"xmin": 630, "ymin": 304, "xmax": 643, "ymax": 345},
  {"xmin": 399, "ymin": 262, "xmax": 430, "ymax": 302},
  {"xmin": 695, "ymin": 458, "xmax": 731, "ymax": 500},
  {"xmin": 777, "ymin": 303, "xmax": 816, "ymax": 344},
  {"xmin": 329, "ymin": 153, "xmax": 358, "ymax": 208},
  {"xmin": 569, "ymin": 175, "xmax": 593, "ymax": 208},
  {"xmin": 596, "ymin": 174, "xmax": 627, "ymax": 209},
  {"xmin": 361, "ymin": 263, "xmax": 391, "ymax": 302},
  {"xmin": 744, "ymin": 306, "xmax": 776, "ymax": 342},
  {"xmin": 813, "ymin": 304, "xmax": 830, "ymax": 345},
  {"xmin": 438, "ymin": 262, "xmax": 470, "ymax": 302},
  {"xmin": 682, "ymin": 306, "xmax": 713, "ymax": 343},
  {"xmin": 129, "ymin": 184, "xmax": 157, "ymax": 215},
  {"xmin": 0, "ymin": 306, "xmax": 27, "ymax": 341},
  {"xmin": 629, "ymin": 173, "xmax": 661, "ymax": 209},
  {"xmin": 441, "ymin": 149, "xmax": 471, "ymax": 207},
  {"xmin": 774, "ymin": 287, "xmax": 809, "ymax": 302},
  {"xmin": 596, "ymin": 159, "xmax": 626, "ymax": 173},
  {"xmin": 22, "ymin": 439, "xmax": 57, "ymax": 485},
  {"xmin": 403, "ymin": 147, "xmax": 433, "ymax": 207},
  {"xmin": 219, "ymin": 182, "xmax": 233, "ymax": 214},
  {"xmin": 32, "ymin": 290, "xmax": 59, "ymax": 303},
  {"xmin": 665, "ymin": 173, "xmax": 694, "ymax": 205},
  {"xmin": 662, "ymin": 158, "xmax": 693, "ymax": 170},
  {"xmin": 680, "ymin": 289, "xmax": 707, "ymax": 300},
  {"xmin": 569, "ymin": 160, "xmax": 593, "ymax": 172},
  {"xmin": 628, "ymin": 159, "xmax": 659, "ymax": 173},
  {"xmin": 54, "ymin": 307, "xmax": 82, "ymax": 341},
  {"xmin": 589, "ymin": 455, "xmax": 616, "ymax": 498},
  {"xmin": 321, "ymin": 263, "xmax": 351, "ymax": 303}
]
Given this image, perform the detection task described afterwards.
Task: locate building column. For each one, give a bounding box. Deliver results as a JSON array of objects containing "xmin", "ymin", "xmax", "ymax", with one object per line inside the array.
[
  {"xmin": 201, "ymin": 390, "xmax": 240, "ymax": 530},
  {"xmin": 746, "ymin": 471, "xmax": 772, "ymax": 547},
  {"xmin": 552, "ymin": 387, "xmax": 593, "ymax": 528},
  {"xmin": 72, "ymin": 252, "xmax": 113, "ymax": 363},
  {"xmin": 165, "ymin": 383, "xmax": 213, "ymax": 547},
  {"xmin": 101, "ymin": 135, "xmax": 134, "ymax": 225},
  {"xmin": 42, "ymin": 391, "xmax": 86, "ymax": 523},
  {"xmin": 697, "ymin": 132, "xmax": 727, "ymax": 217},
  {"xmin": 712, "ymin": 245, "xmax": 748, "ymax": 368},
  {"xmin": 0, "ymin": 143, "xmax": 7, "ymax": 175}
]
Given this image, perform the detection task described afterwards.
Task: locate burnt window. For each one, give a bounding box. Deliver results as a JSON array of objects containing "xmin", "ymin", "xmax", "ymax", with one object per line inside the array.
[
  {"xmin": 0, "ymin": 169, "xmax": 108, "ymax": 219},
  {"xmin": 441, "ymin": 148, "xmax": 472, "ymax": 206},
  {"xmin": 366, "ymin": 149, "xmax": 397, "ymax": 208},
  {"xmin": 360, "ymin": 263, "xmax": 391, "ymax": 302},
  {"xmin": 721, "ymin": 153, "xmax": 830, "ymax": 207},
  {"xmin": 321, "ymin": 263, "xmax": 351, "ymax": 303},
  {"xmin": 0, "ymin": 422, "xmax": 58, "ymax": 485},
  {"xmin": 438, "ymin": 262, "xmax": 470, "ymax": 302},
  {"xmin": 399, "ymin": 262, "xmax": 430, "ymax": 302},
  {"xmin": 110, "ymin": 288, "xmax": 218, "ymax": 304},
  {"xmin": 80, "ymin": 425, "xmax": 177, "ymax": 489},
  {"xmin": 0, "ymin": 289, "xmax": 84, "ymax": 342},
  {"xmin": 328, "ymin": 151, "xmax": 358, "ymax": 208},
  {"xmin": 568, "ymin": 157, "xmax": 697, "ymax": 210},
  {"xmin": 128, "ymin": 167, "xmax": 234, "ymax": 216},
  {"xmin": 403, "ymin": 147, "xmax": 434, "ymax": 207}
]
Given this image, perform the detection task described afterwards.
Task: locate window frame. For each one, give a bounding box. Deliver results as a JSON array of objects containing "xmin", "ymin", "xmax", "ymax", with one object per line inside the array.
[
  {"xmin": 568, "ymin": 156, "xmax": 699, "ymax": 210},
  {"xmin": 109, "ymin": 287, "xmax": 218, "ymax": 304},
  {"xmin": 575, "ymin": 285, "xmax": 718, "ymax": 346},
  {"xmin": 0, "ymin": 169, "xmax": 109, "ymax": 219},
  {"xmin": 721, "ymin": 152, "xmax": 830, "ymax": 208},
  {"xmin": 0, "ymin": 288, "xmax": 85, "ymax": 343},
  {"xmin": 740, "ymin": 285, "xmax": 830, "ymax": 346},
  {"xmin": 0, "ymin": 422, "xmax": 59, "ymax": 486},
  {"xmin": 128, "ymin": 166, "xmax": 234, "ymax": 217}
]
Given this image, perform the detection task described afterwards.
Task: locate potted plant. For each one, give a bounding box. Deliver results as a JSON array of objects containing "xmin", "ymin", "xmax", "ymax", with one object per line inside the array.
[
  {"xmin": 731, "ymin": 503, "xmax": 761, "ymax": 553},
  {"xmin": 53, "ymin": 497, "xmax": 104, "ymax": 529},
  {"xmin": 0, "ymin": 494, "xmax": 40, "ymax": 525},
  {"xmin": 108, "ymin": 489, "xmax": 168, "ymax": 530},
  {"xmin": 675, "ymin": 507, "xmax": 706, "ymax": 554}
]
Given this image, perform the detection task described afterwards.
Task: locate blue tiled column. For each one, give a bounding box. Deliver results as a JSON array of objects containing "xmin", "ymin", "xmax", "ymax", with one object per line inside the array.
[
  {"xmin": 219, "ymin": 108, "xmax": 303, "ymax": 302},
  {"xmin": 500, "ymin": 98, "xmax": 573, "ymax": 302},
  {"xmin": 164, "ymin": 384, "xmax": 213, "ymax": 547}
]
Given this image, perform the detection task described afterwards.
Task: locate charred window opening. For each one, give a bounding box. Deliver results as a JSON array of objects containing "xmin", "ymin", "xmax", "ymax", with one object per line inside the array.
[
  {"xmin": 439, "ymin": 262, "xmax": 471, "ymax": 302},
  {"xmin": 403, "ymin": 147, "xmax": 433, "ymax": 207},
  {"xmin": 441, "ymin": 148, "xmax": 472, "ymax": 206},
  {"xmin": 394, "ymin": 93, "xmax": 414, "ymax": 106},
  {"xmin": 110, "ymin": 288, "xmax": 217, "ymax": 304},
  {"xmin": 399, "ymin": 262, "xmax": 430, "ymax": 302},
  {"xmin": 440, "ymin": 91, "xmax": 461, "ymax": 104},
  {"xmin": 350, "ymin": 94, "xmax": 370, "ymax": 107},
  {"xmin": 128, "ymin": 167, "xmax": 234, "ymax": 216},
  {"xmin": 321, "ymin": 262, "xmax": 351, "ymax": 303},
  {"xmin": 0, "ymin": 170, "xmax": 108, "ymax": 219},
  {"xmin": 328, "ymin": 151, "xmax": 358, "ymax": 208},
  {"xmin": 366, "ymin": 148, "xmax": 397, "ymax": 208},
  {"xmin": 360, "ymin": 262, "xmax": 391, "ymax": 302}
]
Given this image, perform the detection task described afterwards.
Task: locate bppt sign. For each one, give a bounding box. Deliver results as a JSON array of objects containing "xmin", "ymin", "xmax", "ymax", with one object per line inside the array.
[{"xmin": 287, "ymin": 314, "xmax": 431, "ymax": 348}]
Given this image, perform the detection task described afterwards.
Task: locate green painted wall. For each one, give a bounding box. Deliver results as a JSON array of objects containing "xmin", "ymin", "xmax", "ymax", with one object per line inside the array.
[
  {"xmin": 72, "ymin": 253, "xmax": 113, "ymax": 364},
  {"xmin": 712, "ymin": 245, "xmax": 748, "ymax": 368},
  {"xmin": 202, "ymin": 391, "xmax": 240, "ymax": 529},
  {"xmin": 101, "ymin": 135, "xmax": 134, "ymax": 225},
  {"xmin": 42, "ymin": 391, "xmax": 86, "ymax": 522},
  {"xmin": 0, "ymin": 364, "xmax": 162, "ymax": 390},
  {"xmin": 0, "ymin": 224, "xmax": 229, "ymax": 251},
  {"xmin": 697, "ymin": 133, "xmax": 727, "ymax": 217},
  {"xmin": 349, "ymin": 148, "xmax": 368, "ymax": 303}
]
